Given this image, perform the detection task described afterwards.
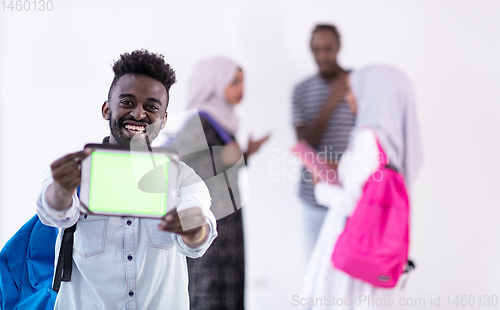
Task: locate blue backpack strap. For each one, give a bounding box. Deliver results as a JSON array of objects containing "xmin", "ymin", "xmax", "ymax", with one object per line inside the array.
[
  {"xmin": 52, "ymin": 186, "xmax": 80, "ymax": 292},
  {"xmin": 52, "ymin": 224, "xmax": 76, "ymax": 293}
]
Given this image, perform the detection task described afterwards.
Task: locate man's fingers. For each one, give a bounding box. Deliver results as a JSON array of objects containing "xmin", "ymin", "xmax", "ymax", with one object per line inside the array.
[
  {"xmin": 336, "ymin": 71, "xmax": 347, "ymax": 81},
  {"xmin": 54, "ymin": 171, "xmax": 81, "ymax": 194},
  {"xmin": 51, "ymin": 150, "xmax": 88, "ymax": 191},
  {"xmin": 51, "ymin": 151, "xmax": 86, "ymax": 170},
  {"xmin": 68, "ymin": 178, "xmax": 81, "ymax": 191},
  {"xmin": 163, "ymin": 208, "xmax": 179, "ymax": 221},
  {"xmin": 83, "ymin": 148, "xmax": 93, "ymax": 157},
  {"xmin": 56, "ymin": 168, "xmax": 80, "ymax": 183},
  {"xmin": 179, "ymin": 212, "xmax": 206, "ymax": 228},
  {"xmin": 332, "ymin": 72, "xmax": 348, "ymax": 90},
  {"xmin": 52, "ymin": 159, "xmax": 80, "ymax": 178},
  {"xmin": 159, "ymin": 208, "xmax": 206, "ymax": 232},
  {"xmin": 178, "ymin": 209, "xmax": 206, "ymax": 231},
  {"xmin": 52, "ymin": 162, "xmax": 81, "ymax": 191},
  {"xmin": 163, "ymin": 220, "xmax": 206, "ymax": 234},
  {"xmin": 159, "ymin": 209, "xmax": 180, "ymax": 231},
  {"xmin": 177, "ymin": 207, "xmax": 203, "ymax": 218}
]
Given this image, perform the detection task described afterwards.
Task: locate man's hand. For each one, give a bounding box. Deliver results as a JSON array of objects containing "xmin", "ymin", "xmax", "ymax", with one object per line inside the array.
[
  {"xmin": 327, "ymin": 71, "xmax": 348, "ymax": 106},
  {"xmin": 312, "ymin": 160, "xmax": 339, "ymax": 186},
  {"xmin": 295, "ymin": 71, "xmax": 348, "ymax": 147},
  {"xmin": 158, "ymin": 207, "xmax": 210, "ymax": 248},
  {"xmin": 46, "ymin": 149, "xmax": 92, "ymax": 211},
  {"xmin": 327, "ymin": 159, "xmax": 338, "ymax": 171}
]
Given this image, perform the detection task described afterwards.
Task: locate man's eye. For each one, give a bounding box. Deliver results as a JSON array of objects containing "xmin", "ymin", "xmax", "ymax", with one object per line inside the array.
[
  {"xmin": 120, "ymin": 100, "xmax": 132, "ymax": 106},
  {"xmin": 148, "ymin": 105, "xmax": 159, "ymax": 110}
]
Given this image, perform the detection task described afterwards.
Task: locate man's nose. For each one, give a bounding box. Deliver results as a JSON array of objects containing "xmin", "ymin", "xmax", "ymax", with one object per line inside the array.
[
  {"xmin": 131, "ymin": 105, "xmax": 146, "ymax": 120},
  {"xmin": 317, "ymin": 50, "xmax": 327, "ymax": 61}
]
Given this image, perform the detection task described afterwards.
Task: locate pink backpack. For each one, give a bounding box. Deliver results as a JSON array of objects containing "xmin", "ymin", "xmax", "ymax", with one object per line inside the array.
[{"xmin": 331, "ymin": 134, "xmax": 410, "ymax": 288}]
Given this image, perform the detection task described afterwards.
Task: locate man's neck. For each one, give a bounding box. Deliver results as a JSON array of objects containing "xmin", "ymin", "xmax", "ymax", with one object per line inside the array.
[
  {"xmin": 319, "ymin": 65, "xmax": 345, "ymax": 81},
  {"xmin": 103, "ymin": 135, "xmax": 153, "ymax": 149}
]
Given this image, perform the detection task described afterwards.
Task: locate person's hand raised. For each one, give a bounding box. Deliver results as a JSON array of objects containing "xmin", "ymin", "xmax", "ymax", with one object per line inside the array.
[
  {"xmin": 246, "ymin": 133, "xmax": 271, "ymax": 159},
  {"xmin": 327, "ymin": 71, "xmax": 348, "ymax": 106}
]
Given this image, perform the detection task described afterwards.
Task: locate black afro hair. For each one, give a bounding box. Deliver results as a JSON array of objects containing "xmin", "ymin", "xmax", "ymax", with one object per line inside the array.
[{"xmin": 107, "ymin": 49, "xmax": 176, "ymax": 105}]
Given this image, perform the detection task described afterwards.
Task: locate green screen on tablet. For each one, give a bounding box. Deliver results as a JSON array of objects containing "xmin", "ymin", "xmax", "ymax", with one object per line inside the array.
[{"xmin": 86, "ymin": 151, "xmax": 172, "ymax": 216}]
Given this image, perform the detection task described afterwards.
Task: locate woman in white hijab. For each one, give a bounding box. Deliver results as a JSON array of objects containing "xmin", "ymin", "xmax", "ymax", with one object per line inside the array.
[
  {"xmin": 300, "ymin": 65, "xmax": 423, "ymax": 309},
  {"xmin": 174, "ymin": 57, "xmax": 269, "ymax": 310},
  {"xmin": 186, "ymin": 57, "xmax": 242, "ymax": 136}
]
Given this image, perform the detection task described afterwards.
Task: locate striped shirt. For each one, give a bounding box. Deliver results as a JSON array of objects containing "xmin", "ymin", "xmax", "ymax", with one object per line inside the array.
[{"xmin": 292, "ymin": 74, "xmax": 355, "ymax": 207}]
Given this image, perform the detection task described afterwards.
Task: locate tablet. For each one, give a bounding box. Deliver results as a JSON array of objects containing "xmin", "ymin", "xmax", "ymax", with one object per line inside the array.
[{"xmin": 79, "ymin": 143, "xmax": 180, "ymax": 218}]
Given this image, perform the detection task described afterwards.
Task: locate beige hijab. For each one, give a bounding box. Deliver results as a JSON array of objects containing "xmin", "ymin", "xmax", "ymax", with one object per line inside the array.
[{"xmin": 186, "ymin": 57, "xmax": 241, "ymax": 135}]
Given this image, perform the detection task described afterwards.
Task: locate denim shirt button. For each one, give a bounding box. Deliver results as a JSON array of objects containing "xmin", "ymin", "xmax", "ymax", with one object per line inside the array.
[
  {"xmin": 127, "ymin": 255, "xmax": 133, "ymax": 261},
  {"xmin": 126, "ymin": 219, "xmax": 132, "ymax": 226},
  {"xmin": 128, "ymin": 290, "xmax": 134, "ymax": 297}
]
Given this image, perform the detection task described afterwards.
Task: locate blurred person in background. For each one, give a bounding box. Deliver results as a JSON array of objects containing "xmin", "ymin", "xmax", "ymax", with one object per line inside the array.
[
  {"xmin": 170, "ymin": 57, "xmax": 269, "ymax": 310},
  {"xmin": 292, "ymin": 24, "xmax": 355, "ymax": 262},
  {"xmin": 301, "ymin": 66, "xmax": 423, "ymax": 309}
]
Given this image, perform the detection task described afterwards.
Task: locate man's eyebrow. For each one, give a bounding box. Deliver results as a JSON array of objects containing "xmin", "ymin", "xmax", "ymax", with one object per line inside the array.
[
  {"xmin": 119, "ymin": 94, "xmax": 136, "ymax": 99},
  {"xmin": 146, "ymin": 98, "xmax": 163, "ymax": 105},
  {"xmin": 119, "ymin": 94, "xmax": 163, "ymax": 105}
]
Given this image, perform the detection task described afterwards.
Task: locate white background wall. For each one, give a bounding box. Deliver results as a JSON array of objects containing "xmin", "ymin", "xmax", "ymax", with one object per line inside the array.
[{"xmin": 1, "ymin": 1, "xmax": 499, "ymax": 309}]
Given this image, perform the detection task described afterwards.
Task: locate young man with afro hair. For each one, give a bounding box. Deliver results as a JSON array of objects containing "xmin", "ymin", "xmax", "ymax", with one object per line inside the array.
[{"xmin": 36, "ymin": 50, "xmax": 218, "ymax": 310}]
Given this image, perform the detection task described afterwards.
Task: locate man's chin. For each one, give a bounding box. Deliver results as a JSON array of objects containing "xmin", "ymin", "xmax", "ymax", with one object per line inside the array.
[
  {"xmin": 319, "ymin": 69, "xmax": 336, "ymax": 80},
  {"xmin": 110, "ymin": 125, "xmax": 160, "ymax": 147},
  {"xmin": 109, "ymin": 131, "xmax": 133, "ymax": 146},
  {"xmin": 120, "ymin": 128, "xmax": 148, "ymax": 144},
  {"xmin": 113, "ymin": 136, "xmax": 132, "ymax": 147},
  {"xmin": 129, "ymin": 132, "xmax": 161, "ymax": 146}
]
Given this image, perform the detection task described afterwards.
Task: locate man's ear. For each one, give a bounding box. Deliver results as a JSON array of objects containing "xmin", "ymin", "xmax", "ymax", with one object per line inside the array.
[
  {"xmin": 102, "ymin": 101, "xmax": 110, "ymax": 120},
  {"xmin": 161, "ymin": 111, "xmax": 168, "ymax": 130}
]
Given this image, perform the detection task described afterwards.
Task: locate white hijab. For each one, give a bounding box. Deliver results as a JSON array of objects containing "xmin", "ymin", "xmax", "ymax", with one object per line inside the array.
[
  {"xmin": 186, "ymin": 57, "xmax": 241, "ymax": 135},
  {"xmin": 349, "ymin": 65, "xmax": 423, "ymax": 187}
]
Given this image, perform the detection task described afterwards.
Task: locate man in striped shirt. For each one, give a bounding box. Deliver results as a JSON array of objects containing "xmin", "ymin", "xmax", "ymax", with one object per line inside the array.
[{"xmin": 292, "ymin": 24, "xmax": 355, "ymax": 261}]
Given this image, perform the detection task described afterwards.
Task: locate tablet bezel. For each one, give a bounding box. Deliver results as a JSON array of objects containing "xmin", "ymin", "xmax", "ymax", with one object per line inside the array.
[{"xmin": 79, "ymin": 143, "xmax": 180, "ymax": 219}]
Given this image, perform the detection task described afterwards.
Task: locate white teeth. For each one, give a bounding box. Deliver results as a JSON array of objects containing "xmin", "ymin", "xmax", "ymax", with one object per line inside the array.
[{"xmin": 125, "ymin": 124, "xmax": 145, "ymax": 132}]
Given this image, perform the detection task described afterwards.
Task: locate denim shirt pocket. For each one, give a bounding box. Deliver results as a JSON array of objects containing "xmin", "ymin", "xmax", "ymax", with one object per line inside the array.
[
  {"xmin": 144, "ymin": 219, "xmax": 174, "ymax": 250},
  {"xmin": 74, "ymin": 214, "xmax": 108, "ymax": 258}
]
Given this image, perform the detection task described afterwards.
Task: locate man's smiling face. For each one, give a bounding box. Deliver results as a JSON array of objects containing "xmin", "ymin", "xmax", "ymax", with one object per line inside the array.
[{"xmin": 102, "ymin": 73, "xmax": 168, "ymax": 146}]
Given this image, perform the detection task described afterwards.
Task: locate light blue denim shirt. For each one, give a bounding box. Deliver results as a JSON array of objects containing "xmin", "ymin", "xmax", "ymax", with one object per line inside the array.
[{"xmin": 37, "ymin": 162, "xmax": 217, "ymax": 310}]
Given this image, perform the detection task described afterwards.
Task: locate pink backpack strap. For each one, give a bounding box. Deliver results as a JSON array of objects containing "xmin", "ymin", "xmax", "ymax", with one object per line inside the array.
[
  {"xmin": 375, "ymin": 138, "xmax": 387, "ymax": 167},
  {"xmin": 361, "ymin": 127, "xmax": 387, "ymax": 168}
]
